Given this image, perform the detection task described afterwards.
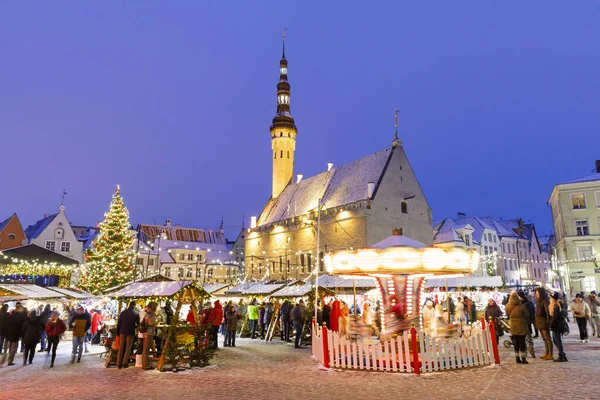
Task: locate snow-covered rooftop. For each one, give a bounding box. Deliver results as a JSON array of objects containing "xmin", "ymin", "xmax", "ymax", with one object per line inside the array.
[
  {"xmin": 0, "ymin": 284, "xmax": 63, "ymax": 299},
  {"xmin": 110, "ymin": 281, "xmax": 207, "ymax": 298}
]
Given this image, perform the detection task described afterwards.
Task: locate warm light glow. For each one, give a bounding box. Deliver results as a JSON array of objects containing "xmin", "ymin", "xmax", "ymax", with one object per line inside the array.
[{"xmin": 250, "ymin": 216, "xmax": 257, "ymax": 229}]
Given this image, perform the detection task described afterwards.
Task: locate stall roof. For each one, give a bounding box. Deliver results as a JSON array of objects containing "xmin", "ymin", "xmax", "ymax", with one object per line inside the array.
[
  {"xmin": 0, "ymin": 284, "xmax": 63, "ymax": 300},
  {"xmin": 0, "ymin": 244, "xmax": 79, "ymax": 265},
  {"xmin": 271, "ymin": 283, "xmax": 335, "ymax": 298},
  {"xmin": 241, "ymin": 283, "xmax": 285, "ymax": 295},
  {"xmin": 0, "ymin": 295, "xmax": 28, "ymax": 302},
  {"xmin": 426, "ymin": 275, "xmax": 503, "ymax": 288},
  {"xmin": 225, "ymin": 281, "xmax": 262, "ymax": 295},
  {"xmin": 48, "ymin": 287, "xmax": 97, "ymax": 300},
  {"xmin": 110, "ymin": 280, "xmax": 209, "ymax": 299},
  {"xmin": 315, "ymin": 275, "xmax": 377, "ymax": 289},
  {"xmin": 202, "ymin": 283, "xmax": 230, "ymax": 294}
]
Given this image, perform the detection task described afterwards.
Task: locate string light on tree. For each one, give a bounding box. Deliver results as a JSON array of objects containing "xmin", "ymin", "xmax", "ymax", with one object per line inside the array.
[{"xmin": 79, "ymin": 185, "xmax": 135, "ymax": 294}]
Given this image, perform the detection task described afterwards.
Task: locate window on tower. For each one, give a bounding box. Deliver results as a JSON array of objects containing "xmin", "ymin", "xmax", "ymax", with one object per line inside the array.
[
  {"xmin": 287, "ymin": 151, "xmax": 290, "ymax": 158},
  {"xmin": 280, "ymin": 150, "xmax": 283, "ymax": 158},
  {"xmin": 274, "ymin": 152, "xmax": 276, "ymax": 159}
]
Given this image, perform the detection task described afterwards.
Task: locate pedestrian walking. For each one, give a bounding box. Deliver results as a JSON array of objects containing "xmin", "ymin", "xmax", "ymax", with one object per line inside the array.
[
  {"xmin": 520, "ymin": 291, "xmax": 536, "ymax": 358},
  {"xmin": 291, "ymin": 300, "xmax": 306, "ymax": 348},
  {"xmin": 585, "ymin": 291, "xmax": 600, "ymax": 337},
  {"xmin": 70, "ymin": 306, "xmax": 91, "ymax": 363},
  {"xmin": 258, "ymin": 302, "xmax": 266, "ymax": 339},
  {"xmin": 224, "ymin": 305, "xmax": 238, "ymax": 347},
  {"xmin": 22, "ymin": 309, "xmax": 44, "ymax": 365},
  {"xmin": 45, "ymin": 311, "xmax": 67, "ymax": 367},
  {"xmin": 263, "ymin": 302, "xmax": 273, "ymax": 338},
  {"xmin": 549, "ymin": 293, "xmax": 568, "ymax": 362},
  {"xmin": 571, "ymin": 294, "xmax": 591, "ymax": 343},
  {"xmin": 3, "ymin": 303, "xmax": 26, "ymax": 366},
  {"xmin": 116, "ymin": 301, "xmax": 139, "ymax": 369},
  {"xmin": 38, "ymin": 304, "xmax": 51, "ymax": 352},
  {"xmin": 534, "ymin": 288, "xmax": 552, "ymax": 360},
  {"xmin": 0, "ymin": 304, "xmax": 9, "ymax": 352},
  {"xmin": 506, "ymin": 291, "xmax": 530, "ymax": 364},
  {"xmin": 142, "ymin": 302, "xmax": 157, "ymax": 370}
]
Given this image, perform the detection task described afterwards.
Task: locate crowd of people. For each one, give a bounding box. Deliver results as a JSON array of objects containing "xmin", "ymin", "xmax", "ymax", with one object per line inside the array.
[{"xmin": 0, "ymin": 302, "xmax": 109, "ymax": 368}]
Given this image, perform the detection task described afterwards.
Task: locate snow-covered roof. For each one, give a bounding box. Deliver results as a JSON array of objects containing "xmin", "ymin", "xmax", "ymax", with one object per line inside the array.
[
  {"xmin": 24, "ymin": 214, "xmax": 58, "ymax": 240},
  {"xmin": 566, "ymin": 172, "xmax": 600, "ymax": 184},
  {"xmin": 49, "ymin": 287, "xmax": 97, "ymax": 299},
  {"xmin": 433, "ymin": 218, "xmax": 465, "ymax": 244},
  {"xmin": 371, "ymin": 235, "xmax": 426, "ymax": 249},
  {"xmin": 258, "ymin": 148, "xmax": 393, "ymax": 226},
  {"xmin": 110, "ymin": 281, "xmax": 208, "ymax": 298},
  {"xmin": 202, "ymin": 283, "xmax": 230, "ymax": 294},
  {"xmin": 0, "ymin": 284, "xmax": 63, "ymax": 299},
  {"xmin": 225, "ymin": 281, "xmax": 262, "ymax": 295},
  {"xmin": 479, "ymin": 217, "xmax": 518, "ymax": 238},
  {"xmin": 314, "ymin": 275, "xmax": 377, "ymax": 289},
  {"xmin": 271, "ymin": 283, "xmax": 314, "ymax": 297},
  {"xmin": 241, "ymin": 283, "xmax": 285, "ymax": 295}
]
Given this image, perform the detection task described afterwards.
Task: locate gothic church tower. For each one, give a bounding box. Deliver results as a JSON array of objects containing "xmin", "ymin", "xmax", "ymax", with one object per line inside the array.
[{"xmin": 270, "ymin": 33, "xmax": 297, "ymax": 199}]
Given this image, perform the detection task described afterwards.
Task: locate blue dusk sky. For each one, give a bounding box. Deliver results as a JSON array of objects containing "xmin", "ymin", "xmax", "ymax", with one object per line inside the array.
[{"xmin": 1, "ymin": 1, "xmax": 598, "ymax": 239}]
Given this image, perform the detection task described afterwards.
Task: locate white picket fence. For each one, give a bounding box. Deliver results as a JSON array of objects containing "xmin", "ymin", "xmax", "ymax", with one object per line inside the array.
[{"xmin": 312, "ymin": 320, "xmax": 499, "ymax": 374}]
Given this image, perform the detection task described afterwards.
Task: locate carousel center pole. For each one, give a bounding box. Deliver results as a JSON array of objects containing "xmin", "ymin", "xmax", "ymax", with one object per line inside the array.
[{"xmin": 315, "ymin": 197, "xmax": 321, "ymax": 323}]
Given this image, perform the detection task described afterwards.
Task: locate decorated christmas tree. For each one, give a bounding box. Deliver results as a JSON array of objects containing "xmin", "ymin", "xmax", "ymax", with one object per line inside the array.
[{"xmin": 80, "ymin": 185, "xmax": 135, "ymax": 294}]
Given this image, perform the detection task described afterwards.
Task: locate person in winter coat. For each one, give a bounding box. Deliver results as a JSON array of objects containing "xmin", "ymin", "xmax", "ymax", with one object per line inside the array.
[
  {"xmin": 263, "ymin": 302, "xmax": 273, "ymax": 337},
  {"xmin": 520, "ymin": 291, "xmax": 536, "ymax": 358},
  {"xmin": 279, "ymin": 300, "xmax": 292, "ymax": 342},
  {"xmin": 571, "ymin": 294, "xmax": 591, "ymax": 343},
  {"xmin": 163, "ymin": 301, "xmax": 174, "ymax": 325},
  {"xmin": 21, "ymin": 309, "xmax": 44, "ymax": 365},
  {"xmin": 142, "ymin": 302, "xmax": 158, "ymax": 370},
  {"xmin": 4, "ymin": 304, "xmax": 26, "ymax": 366},
  {"xmin": 585, "ymin": 291, "xmax": 600, "ymax": 337},
  {"xmin": 258, "ymin": 302, "xmax": 266, "ymax": 339},
  {"xmin": 549, "ymin": 293, "xmax": 568, "ymax": 362},
  {"xmin": 70, "ymin": 306, "xmax": 91, "ymax": 364},
  {"xmin": 422, "ymin": 300, "xmax": 435, "ymax": 336},
  {"xmin": 224, "ymin": 305, "xmax": 238, "ymax": 347},
  {"xmin": 90, "ymin": 309, "xmax": 103, "ymax": 345},
  {"xmin": 247, "ymin": 299, "xmax": 259, "ymax": 339},
  {"xmin": 506, "ymin": 291, "xmax": 530, "ymax": 364},
  {"xmin": 116, "ymin": 301, "xmax": 139, "ymax": 369},
  {"xmin": 339, "ymin": 301, "xmax": 350, "ymax": 337},
  {"xmin": 322, "ymin": 301, "xmax": 331, "ymax": 329},
  {"xmin": 534, "ymin": 287, "xmax": 552, "ymax": 360},
  {"xmin": 484, "ymin": 299, "xmax": 503, "ymax": 345},
  {"xmin": 291, "ymin": 300, "xmax": 306, "ymax": 348},
  {"xmin": 208, "ymin": 301, "xmax": 223, "ymax": 349},
  {"xmin": 0, "ymin": 304, "xmax": 9, "ymax": 351},
  {"xmin": 38, "ymin": 304, "xmax": 51, "ymax": 352},
  {"xmin": 329, "ymin": 299, "xmax": 341, "ymax": 332},
  {"xmin": 45, "ymin": 311, "xmax": 67, "ymax": 367},
  {"xmin": 455, "ymin": 298, "xmax": 466, "ymax": 325}
]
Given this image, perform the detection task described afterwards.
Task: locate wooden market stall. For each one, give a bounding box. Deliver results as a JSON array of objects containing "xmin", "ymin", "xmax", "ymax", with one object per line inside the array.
[
  {"xmin": 0, "ymin": 283, "xmax": 64, "ymax": 309},
  {"xmin": 109, "ymin": 280, "xmax": 211, "ymax": 372}
]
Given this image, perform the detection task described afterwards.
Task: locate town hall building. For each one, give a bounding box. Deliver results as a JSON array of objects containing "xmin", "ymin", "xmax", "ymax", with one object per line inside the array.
[{"xmin": 245, "ymin": 38, "xmax": 434, "ymax": 280}]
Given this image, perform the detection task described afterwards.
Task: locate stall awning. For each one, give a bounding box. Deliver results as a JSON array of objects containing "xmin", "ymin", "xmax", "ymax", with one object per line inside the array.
[
  {"xmin": 202, "ymin": 283, "xmax": 230, "ymax": 294},
  {"xmin": 48, "ymin": 287, "xmax": 97, "ymax": 300},
  {"xmin": 425, "ymin": 275, "xmax": 503, "ymax": 288},
  {"xmin": 225, "ymin": 281, "xmax": 262, "ymax": 295},
  {"xmin": 110, "ymin": 280, "xmax": 209, "ymax": 299},
  {"xmin": 241, "ymin": 283, "xmax": 285, "ymax": 296},
  {"xmin": 0, "ymin": 284, "xmax": 64, "ymax": 300},
  {"xmin": 0, "ymin": 244, "xmax": 79, "ymax": 265}
]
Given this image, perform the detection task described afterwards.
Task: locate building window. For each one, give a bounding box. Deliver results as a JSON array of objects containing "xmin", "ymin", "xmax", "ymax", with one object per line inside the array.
[
  {"xmin": 575, "ymin": 220, "xmax": 589, "ymax": 236},
  {"xmin": 401, "ymin": 202, "xmax": 408, "ymax": 214},
  {"xmin": 54, "ymin": 229, "xmax": 64, "ymax": 239},
  {"xmin": 45, "ymin": 241, "xmax": 56, "ymax": 251},
  {"xmin": 179, "ymin": 254, "xmax": 185, "ymax": 261},
  {"xmin": 583, "ymin": 276, "xmax": 597, "ymax": 293},
  {"xmin": 577, "ymin": 244, "xmax": 594, "ymax": 260},
  {"xmin": 493, "ymin": 235, "xmax": 497, "ymax": 243},
  {"xmin": 187, "ymin": 267, "xmax": 193, "ymax": 278},
  {"xmin": 187, "ymin": 254, "xmax": 194, "ymax": 261},
  {"xmin": 178, "ymin": 267, "xmax": 184, "ymax": 278},
  {"xmin": 512, "ymin": 244, "xmax": 516, "ymax": 253},
  {"xmin": 274, "ymin": 152, "xmax": 276, "ymax": 159},
  {"xmin": 595, "ymin": 191, "xmax": 600, "ymax": 208},
  {"xmin": 307, "ymin": 254, "xmax": 312, "ymax": 271},
  {"xmin": 465, "ymin": 235, "xmax": 471, "ymax": 246},
  {"xmin": 287, "ymin": 151, "xmax": 290, "ymax": 159},
  {"xmin": 280, "ymin": 150, "xmax": 283, "ymax": 158},
  {"xmin": 196, "ymin": 268, "xmax": 202, "ymax": 278},
  {"xmin": 287, "ymin": 259, "xmax": 290, "ymax": 273},
  {"xmin": 197, "ymin": 254, "xmax": 203, "ymax": 261},
  {"xmin": 8, "ymin": 233, "xmax": 16, "ymax": 240},
  {"xmin": 300, "ymin": 254, "xmax": 305, "ymax": 273},
  {"xmin": 60, "ymin": 241, "xmax": 71, "ymax": 252},
  {"xmin": 136, "ymin": 257, "xmax": 144, "ymax": 265},
  {"xmin": 571, "ymin": 193, "xmax": 586, "ymax": 209},
  {"xmin": 484, "ymin": 246, "xmax": 489, "ymax": 255},
  {"xmin": 149, "ymin": 258, "xmax": 155, "ymax": 266},
  {"xmin": 165, "ymin": 267, "xmax": 171, "ymax": 277}
]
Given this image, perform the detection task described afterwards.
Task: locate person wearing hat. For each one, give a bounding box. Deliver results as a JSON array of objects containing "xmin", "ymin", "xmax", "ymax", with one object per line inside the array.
[
  {"xmin": 534, "ymin": 287, "xmax": 552, "ymax": 360},
  {"xmin": 549, "ymin": 292, "xmax": 568, "ymax": 362},
  {"xmin": 571, "ymin": 293, "xmax": 591, "ymax": 343},
  {"xmin": 506, "ymin": 290, "xmax": 530, "ymax": 364},
  {"xmin": 519, "ymin": 290, "xmax": 536, "ymax": 358},
  {"xmin": 585, "ymin": 291, "xmax": 600, "ymax": 337}
]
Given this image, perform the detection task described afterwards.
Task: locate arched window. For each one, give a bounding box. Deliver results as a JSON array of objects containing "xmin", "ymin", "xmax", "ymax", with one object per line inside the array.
[
  {"xmin": 274, "ymin": 151, "xmax": 276, "ymax": 159},
  {"xmin": 287, "ymin": 151, "xmax": 290, "ymax": 158},
  {"xmin": 280, "ymin": 150, "xmax": 283, "ymax": 158},
  {"xmin": 401, "ymin": 202, "xmax": 408, "ymax": 214}
]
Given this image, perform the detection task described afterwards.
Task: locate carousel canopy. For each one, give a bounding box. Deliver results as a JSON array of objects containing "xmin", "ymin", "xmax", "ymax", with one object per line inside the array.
[
  {"xmin": 48, "ymin": 287, "xmax": 97, "ymax": 300},
  {"xmin": 426, "ymin": 275, "xmax": 503, "ymax": 288},
  {"xmin": 370, "ymin": 235, "xmax": 427, "ymax": 249},
  {"xmin": 110, "ymin": 280, "xmax": 209, "ymax": 299},
  {"xmin": 0, "ymin": 283, "xmax": 63, "ymax": 300}
]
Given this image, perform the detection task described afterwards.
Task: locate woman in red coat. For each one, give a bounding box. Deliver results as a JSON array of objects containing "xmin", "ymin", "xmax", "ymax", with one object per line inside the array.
[
  {"xmin": 45, "ymin": 311, "xmax": 67, "ymax": 367},
  {"xmin": 329, "ymin": 299, "xmax": 341, "ymax": 332}
]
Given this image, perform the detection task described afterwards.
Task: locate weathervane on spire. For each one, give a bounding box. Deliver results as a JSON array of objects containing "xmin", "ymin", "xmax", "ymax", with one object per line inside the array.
[
  {"xmin": 61, "ymin": 189, "xmax": 67, "ymax": 205},
  {"xmin": 394, "ymin": 106, "xmax": 400, "ymax": 140},
  {"xmin": 282, "ymin": 28, "xmax": 287, "ymax": 58}
]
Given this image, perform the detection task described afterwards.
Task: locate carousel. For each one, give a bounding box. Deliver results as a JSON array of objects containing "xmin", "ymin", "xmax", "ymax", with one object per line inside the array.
[{"xmin": 324, "ymin": 234, "xmax": 479, "ymax": 336}]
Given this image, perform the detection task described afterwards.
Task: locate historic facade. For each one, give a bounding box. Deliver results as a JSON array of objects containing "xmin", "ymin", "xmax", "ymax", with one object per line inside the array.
[
  {"xmin": 245, "ymin": 39, "xmax": 434, "ymax": 280},
  {"xmin": 549, "ymin": 161, "xmax": 600, "ymax": 294},
  {"xmin": 0, "ymin": 213, "xmax": 27, "ymax": 251}
]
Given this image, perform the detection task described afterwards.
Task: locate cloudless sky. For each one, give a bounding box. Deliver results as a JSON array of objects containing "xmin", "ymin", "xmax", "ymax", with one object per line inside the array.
[{"xmin": 1, "ymin": 1, "xmax": 599, "ymax": 239}]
